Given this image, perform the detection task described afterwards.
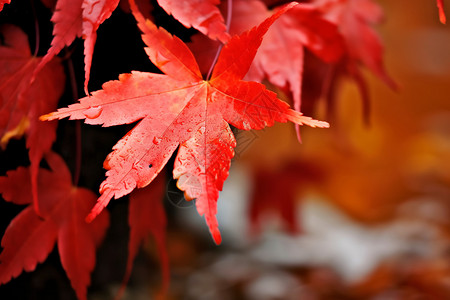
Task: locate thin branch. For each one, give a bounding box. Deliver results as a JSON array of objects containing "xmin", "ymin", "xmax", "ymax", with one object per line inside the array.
[
  {"xmin": 65, "ymin": 51, "xmax": 82, "ymax": 186},
  {"xmin": 30, "ymin": 0, "xmax": 40, "ymax": 57},
  {"xmin": 206, "ymin": 0, "xmax": 233, "ymax": 80}
]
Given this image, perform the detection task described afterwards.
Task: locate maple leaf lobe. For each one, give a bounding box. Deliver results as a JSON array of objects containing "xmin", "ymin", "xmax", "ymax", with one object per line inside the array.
[{"xmin": 0, "ymin": 0, "xmax": 11, "ymax": 12}]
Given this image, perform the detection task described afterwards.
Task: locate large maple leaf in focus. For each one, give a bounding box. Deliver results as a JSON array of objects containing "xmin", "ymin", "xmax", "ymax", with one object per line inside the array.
[
  {"xmin": 0, "ymin": 24, "xmax": 65, "ymax": 213},
  {"xmin": 42, "ymin": 1, "xmax": 328, "ymax": 244},
  {"xmin": 0, "ymin": 152, "xmax": 110, "ymax": 300},
  {"xmin": 35, "ymin": 0, "xmax": 120, "ymax": 93}
]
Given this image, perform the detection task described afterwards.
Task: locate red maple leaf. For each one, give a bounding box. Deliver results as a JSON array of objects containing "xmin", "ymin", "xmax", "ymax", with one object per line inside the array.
[
  {"xmin": 319, "ymin": 0, "xmax": 395, "ymax": 85},
  {"xmin": 0, "ymin": 24, "xmax": 65, "ymax": 214},
  {"xmin": 117, "ymin": 170, "xmax": 169, "ymax": 298},
  {"xmin": 0, "ymin": 152, "xmax": 110, "ymax": 300},
  {"xmin": 35, "ymin": 0, "xmax": 120, "ymax": 94},
  {"xmin": 41, "ymin": 1, "xmax": 328, "ymax": 244},
  {"xmin": 437, "ymin": 0, "xmax": 446, "ymax": 24},
  {"xmin": 156, "ymin": 0, "xmax": 230, "ymax": 43},
  {"xmin": 310, "ymin": 0, "xmax": 396, "ymax": 123},
  {"xmin": 249, "ymin": 161, "xmax": 324, "ymax": 236}
]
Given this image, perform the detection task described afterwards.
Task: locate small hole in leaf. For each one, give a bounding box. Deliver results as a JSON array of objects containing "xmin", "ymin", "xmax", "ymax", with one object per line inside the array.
[{"xmin": 149, "ymin": 164, "xmax": 153, "ymax": 168}]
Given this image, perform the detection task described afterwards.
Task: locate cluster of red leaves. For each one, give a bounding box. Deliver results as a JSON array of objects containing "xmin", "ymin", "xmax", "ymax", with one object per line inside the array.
[
  {"xmin": 0, "ymin": 0, "xmax": 444, "ymax": 299},
  {"xmin": 0, "ymin": 24, "xmax": 65, "ymax": 215},
  {"xmin": 0, "ymin": 152, "xmax": 109, "ymax": 300},
  {"xmin": 42, "ymin": 0, "xmax": 328, "ymax": 246}
]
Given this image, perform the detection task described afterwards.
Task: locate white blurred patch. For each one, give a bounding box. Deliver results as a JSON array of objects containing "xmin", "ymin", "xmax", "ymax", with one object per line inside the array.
[
  {"xmin": 249, "ymin": 197, "xmax": 439, "ymax": 282},
  {"xmin": 176, "ymin": 164, "xmax": 444, "ymax": 283}
]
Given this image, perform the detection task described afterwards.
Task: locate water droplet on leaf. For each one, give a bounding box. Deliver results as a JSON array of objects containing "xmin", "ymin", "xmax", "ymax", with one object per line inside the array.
[
  {"xmin": 153, "ymin": 137, "xmax": 161, "ymax": 145},
  {"xmin": 83, "ymin": 106, "xmax": 103, "ymax": 119}
]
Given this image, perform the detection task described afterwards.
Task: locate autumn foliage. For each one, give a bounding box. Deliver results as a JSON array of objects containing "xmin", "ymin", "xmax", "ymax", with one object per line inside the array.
[{"xmin": 0, "ymin": 0, "xmax": 447, "ymax": 299}]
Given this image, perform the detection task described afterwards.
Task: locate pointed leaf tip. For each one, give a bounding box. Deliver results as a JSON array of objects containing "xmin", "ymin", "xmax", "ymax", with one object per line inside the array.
[
  {"xmin": 437, "ymin": 0, "xmax": 446, "ymax": 24},
  {"xmin": 286, "ymin": 110, "xmax": 330, "ymax": 129},
  {"xmin": 211, "ymin": 0, "xmax": 300, "ymax": 83},
  {"xmin": 212, "ymin": 229, "xmax": 222, "ymax": 245},
  {"xmin": 0, "ymin": 153, "xmax": 109, "ymax": 299},
  {"xmin": 86, "ymin": 189, "xmax": 115, "ymax": 223},
  {"xmin": 39, "ymin": 113, "xmax": 54, "ymax": 121},
  {"xmin": 85, "ymin": 204, "xmax": 104, "ymax": 223},
  {"xmin": 280, "ymin": 2, "xmax": 300, "ymax": 13}
]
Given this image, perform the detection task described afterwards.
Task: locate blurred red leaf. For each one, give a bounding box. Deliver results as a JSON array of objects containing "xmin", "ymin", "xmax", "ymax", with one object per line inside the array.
[
  {"xmin": 0, "ymin": 152, "xmax": 110, "ymax": 300},
  {"xmin": 249, "ymin": 161, "xmax": 323, "ymax": 235},
  {"xmin": 0, "ymin": 24, "xmax": 65, "ymax": 214},
  {"xmin": 315, "ymin": 0, "xmax": 395, "ymax": 86},
  {"xmin": 229, "ymin": 0, "xmax": 343, "ymax": 139},
  {"xmin": 117, "ymin": 171, "xmax": 169, "ymax": 299},
  {"xmin": 437, "ymin": 0, "xmax": 446, "ymax": 24},
  {"xmin": 309, "ymin": 0, "xmax": 396, "ymax": 123}
]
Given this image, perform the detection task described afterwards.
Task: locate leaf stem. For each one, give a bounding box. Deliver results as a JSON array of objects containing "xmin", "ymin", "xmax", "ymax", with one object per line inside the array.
[
  {"xmin": 31, "ymin": 0, "xmax": 40, "ymax": 57},
  {"xmin": 66, "ymin": 52, "xmax": 82, "ymax": 186},
  {"xmin": 206, "ymin": 0, "xmax": 233, "ymax": 80},
  {"xmin": 225, "ymin": 0, "xmax": 233, "ymax": 31}
]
